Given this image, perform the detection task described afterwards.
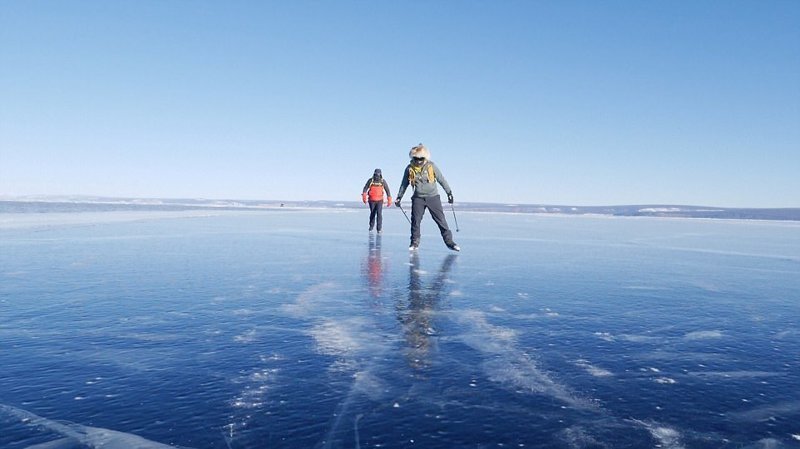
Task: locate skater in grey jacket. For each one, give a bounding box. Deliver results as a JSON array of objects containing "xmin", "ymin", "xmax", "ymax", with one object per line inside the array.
[{"xmin": 395, "ymin": 144, "xmax": 459, "ymax": 251}]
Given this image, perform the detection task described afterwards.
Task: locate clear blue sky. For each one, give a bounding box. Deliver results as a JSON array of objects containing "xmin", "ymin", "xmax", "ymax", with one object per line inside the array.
[{"xmin": 1, "ymin": 1, "xmax": 798, "ymax": 207}]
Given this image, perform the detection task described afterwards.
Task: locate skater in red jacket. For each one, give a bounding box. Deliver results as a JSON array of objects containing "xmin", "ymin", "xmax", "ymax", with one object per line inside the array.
[{"xmin": 362, "ymin": 169, "xmax": 392, "ymax": 233}]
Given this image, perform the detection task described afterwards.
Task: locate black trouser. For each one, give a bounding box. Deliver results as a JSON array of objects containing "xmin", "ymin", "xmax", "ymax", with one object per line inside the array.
[
  {"xmin": 410, "ymin": 195, "xmax": 453, "ymax": 246},
  {"xmin": 369, "ymin": 201, "xmax": 383, "ymax": 231}
]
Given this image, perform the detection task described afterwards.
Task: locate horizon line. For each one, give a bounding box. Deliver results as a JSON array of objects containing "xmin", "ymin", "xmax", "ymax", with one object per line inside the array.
[{"xmin": 1, "ymin": 194, "xmax": 798, "ymax": 211}]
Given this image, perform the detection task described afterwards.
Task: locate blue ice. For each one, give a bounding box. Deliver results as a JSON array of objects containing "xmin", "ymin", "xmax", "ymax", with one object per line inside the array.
[{"xmin": 1, "ymin": 209, "xmax": 799, "ymax": 448}]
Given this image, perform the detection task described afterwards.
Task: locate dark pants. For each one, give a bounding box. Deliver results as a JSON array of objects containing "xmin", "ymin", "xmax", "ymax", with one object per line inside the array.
[
  {"xmin": 369, "ymin": 201, "xmax": 383, "ymax": 231},
  {"xmin": 410, "ymin": 195, "xmax": 454, "ymax": 246}
]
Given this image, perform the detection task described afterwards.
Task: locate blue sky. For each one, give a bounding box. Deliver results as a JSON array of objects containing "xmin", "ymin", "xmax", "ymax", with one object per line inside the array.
[{"xmin": 1, "ymin": 1, "xmax": 798, "ymax": 207}]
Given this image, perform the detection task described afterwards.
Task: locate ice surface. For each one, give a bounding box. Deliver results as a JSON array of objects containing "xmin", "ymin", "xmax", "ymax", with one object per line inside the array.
[
  {"xmin": 1, "ymin": 209, "xmax": 799, "ymax": 448},
  {"xmin": 0, "ymin": 404, "xmax": 189, "ymax": 448}
]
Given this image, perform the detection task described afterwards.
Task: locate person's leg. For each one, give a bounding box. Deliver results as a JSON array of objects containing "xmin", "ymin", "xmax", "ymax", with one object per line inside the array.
[
  {"xmin": 369, "ymin": 202, "xmax": 379, "ymax": 230},
  {"xmin": 375, "ymin": 201, "xmax": 383, "ymax": 232},
  {"xmin": 427, "ymin": 195, "xmax": 455, "ymax": 246},
  {"xmin": 410, "ymin": 197, "xmax": 426, "ymax": 247}
]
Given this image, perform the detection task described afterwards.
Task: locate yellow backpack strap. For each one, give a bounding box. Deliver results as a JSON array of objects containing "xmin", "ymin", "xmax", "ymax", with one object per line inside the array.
[{"xmin": 427, "ymin": 164, "xmax": 435, "ymax": 183}]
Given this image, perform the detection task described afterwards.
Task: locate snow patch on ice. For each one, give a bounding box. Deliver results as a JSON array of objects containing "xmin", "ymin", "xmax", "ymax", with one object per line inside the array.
[
  {"xmin": 594, "ymin": 332, "xmax": 615, "ymax": 342},
  {"xmin": 750, "ymin": 438, "xmax": 784, "ymax": 448},
  {"xmin": 310, "ymin": 319, "xmax": 365, "ymax": 357},
  {"xmin": 630, "ymin": 419, "xmax": 685, "ymax": 449},
  {"xmin": 620, "ymin": 334, "xmax": 663, "ymax": 343},
  {"xmin": 559, "ymin": 425, "xmax": 608, "ymax": 448},
  {"xmin": 575, "ymin": 359, "xmax": 613, "ymax": 377},
  {"xmin": 594, "ymin": 332, "xmax": 662, "ymax": 343},
  {"xmin": 774, "ymin": 329, "xmax": 799, "ymax": 340},
  {"xmin": 689, "ymin": 370, "xmax": 781, "ymax": 379},
  {"xmin": 281, "ymin": 282, "xmax": 339, "ymax": 317},
  {"xmin": 730, "ymin": 401, "xmax": 800, "ymax": 422},
  {"xmin": 234, "ymin": 329, "xmax": 257, "ymax": 343},
  {"xmin": 654, "ymin": 377, "xmax": 677, "ymax": 384},
  {"xmin": 685, "ymin": 330, "xmax": 724, "ymax": 340},
  {"xmin": 456, "ymin": 310, "xmax": 596, "ymax": 410},
  {"xmin": 0, "ymin": 403, "xmax": 187, "ymax": 448}
]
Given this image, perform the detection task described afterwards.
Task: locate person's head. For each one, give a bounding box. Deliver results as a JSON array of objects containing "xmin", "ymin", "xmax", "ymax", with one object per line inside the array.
[
  {"xmin": 409, "ymin": 144, "xmax": 430, "ymax": 165},
  {"xmin": 373, "ymin": 168, "xmax": 382, "ymax": 181}
]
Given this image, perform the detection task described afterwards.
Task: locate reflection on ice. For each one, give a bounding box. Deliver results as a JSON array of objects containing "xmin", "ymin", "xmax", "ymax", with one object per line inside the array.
[
  {"xmin": 363, "ymin": 233, "xmax": 386, "ymax": 300},
  {"xmin": 396, "ymin": 254, "xmax": 456, "ymax": 371}
]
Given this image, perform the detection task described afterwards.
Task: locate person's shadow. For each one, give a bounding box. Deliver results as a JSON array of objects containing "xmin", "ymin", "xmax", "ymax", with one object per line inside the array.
[{"xmin": 395, "ymin": 253, "xmax": 457, "ymax": 371}]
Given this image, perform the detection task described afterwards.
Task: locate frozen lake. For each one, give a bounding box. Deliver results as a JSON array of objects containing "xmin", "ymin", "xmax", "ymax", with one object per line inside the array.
[{"xmin": 1, "ymin": 208, "xmax": 799, "ymax": 448}]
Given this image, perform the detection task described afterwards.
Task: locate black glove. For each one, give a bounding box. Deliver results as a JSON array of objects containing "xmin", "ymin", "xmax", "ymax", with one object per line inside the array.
[
  {"xmin": 395, "ymin": 198, "xmax": 402, "ymax": 208},
  {"xmin": 447, "ymin": 193, "xmax": 454, "ymax": 204}
]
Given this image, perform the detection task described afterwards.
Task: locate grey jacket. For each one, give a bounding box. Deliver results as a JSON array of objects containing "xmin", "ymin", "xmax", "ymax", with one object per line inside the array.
[{"xmin": 396, "ymin": 161, "xmax": 451, "ymax": 199}]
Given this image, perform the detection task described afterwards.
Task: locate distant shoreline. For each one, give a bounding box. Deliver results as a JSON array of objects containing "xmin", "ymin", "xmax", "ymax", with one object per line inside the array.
[{"xmin": 1, "ymin": 197, "xmax": 799, "ymax": 222}]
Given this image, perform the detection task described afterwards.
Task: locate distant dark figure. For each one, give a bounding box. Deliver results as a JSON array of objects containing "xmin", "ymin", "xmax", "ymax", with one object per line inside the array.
[
  {"xmin": 362, "ymin": 168, "xmax": 392, "ymax": 233},
  {"xmin": 395, "ymin": 144, "xmax": 459, "ymax": 251}
]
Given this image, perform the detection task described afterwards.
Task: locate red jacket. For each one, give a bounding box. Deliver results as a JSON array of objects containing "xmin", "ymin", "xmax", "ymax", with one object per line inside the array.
[{"xmin": 362, "ymin": 177, "xmax": 392, "ymax": 202}]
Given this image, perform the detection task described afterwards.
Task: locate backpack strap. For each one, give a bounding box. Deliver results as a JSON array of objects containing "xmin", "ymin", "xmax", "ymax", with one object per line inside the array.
[{"xmin": 408, "ymin": 163, "xmax": 435, "ymax": 185}]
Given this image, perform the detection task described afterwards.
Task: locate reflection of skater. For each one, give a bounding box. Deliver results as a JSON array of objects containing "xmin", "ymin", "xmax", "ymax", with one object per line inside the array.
[
  {"xmin": 362, "ymin": 168, "xmax": 392, "ymax": 233},
  {"xmin": 396, "ymin": 254, "xmax": 457, "ymax": 370},
  {"xmin": 364, "ymin": 233, "xmax": 386, "ymax": 300},
  {"xmin": 395, "ymin": 144, "xmax": 459, "ymax": 251}
]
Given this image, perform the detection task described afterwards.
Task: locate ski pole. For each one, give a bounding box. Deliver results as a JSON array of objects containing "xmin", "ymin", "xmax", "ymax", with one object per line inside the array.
[
  {"xmin": 398, "ymin": 203, "xmax": 412, "ymax": 224},
  {"xmin": 450, "ymin": 202, "xmax": 460, "ymax": 232}
]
